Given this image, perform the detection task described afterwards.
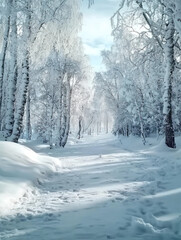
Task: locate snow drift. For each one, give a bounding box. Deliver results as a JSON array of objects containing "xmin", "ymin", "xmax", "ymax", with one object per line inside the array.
[{"xmin": 0, "ymin": 141, "xmax": 61, "ymax": 216}]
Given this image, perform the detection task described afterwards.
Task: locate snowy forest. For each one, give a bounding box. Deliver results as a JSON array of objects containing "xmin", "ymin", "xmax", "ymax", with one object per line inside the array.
[
  {"xmin": 1, "ymin": 0, "xmax": 181, "ymax": 240},
  {"xmin": 1, "ymin": 0, "xmax": 181, "ymax": 149},
  {"xmin": 0, "ymin": 0, "xmax": 94, "ymax": 147}
]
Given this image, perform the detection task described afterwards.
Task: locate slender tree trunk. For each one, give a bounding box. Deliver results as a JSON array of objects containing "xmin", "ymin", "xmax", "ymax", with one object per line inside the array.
[
  {"xmin": 4, "ymin": 1, "xmax": 18, "ymax": 139},
  {"xmin": 59, "ymin": 82, "xmax": 67, "ymax": 146},
  {"xmin": 61, "ymin": 76, "xmax": 71, "ymax": 147},
  {"xmin": 49, "ymin": 86, "xmax": 55, "ymax": 149},
  {"xmin": 56, "ymin": 70, "xmax": 65, "ymax": 147},
  {"xmin": 105, "ymin": 113, "xmax": 108, "ymax": 133},
  {"xmin": 0, "ymin": 1, "xmax": 12, "ymax": 130},
  {"xmin": 135, "ymin": 100, "xmax": 146, "ymax": 145},
  {"xmin": 11, "ymin": 54, "xmax": 29, "ymax": 142},
  {"xmin": 11, "ymin": 1, "xmax": 31, "ymax": 142},
  {"xmin": 163, "ymin": 7, "xmax": 176, "ymax": 148},
  {"xmin": 25, "ymin": 88, "xmax": 31, "ymax": 140},
  {"xmin": 56, "ymin": 84, "xmax": 62, "ymax": 146},
  {"xmin": 89, "ymin": 128, "xmax": 91, "ymax": 135},
  {"xmin": 77, "ymin": 116, "xmax": 82, "ymax": 139}
]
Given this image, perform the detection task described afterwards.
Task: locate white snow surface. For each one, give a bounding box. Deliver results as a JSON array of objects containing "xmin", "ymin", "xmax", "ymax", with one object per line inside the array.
[
  {"xmin": 0, "ymin": 134, "xmax": 181, "ymax": 240},
  {"xmin": 0, "ymin": 141, "xmax": 61, "ymax": 216}
]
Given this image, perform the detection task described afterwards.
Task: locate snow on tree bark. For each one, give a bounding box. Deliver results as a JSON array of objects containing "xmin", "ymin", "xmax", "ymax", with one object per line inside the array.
[
  {"xmin": 25, "ymin": 88, "xmax": 31, "ymax": 140},
  {"xmin": 4, "ymin": 0, "xmax": 18, "ymax": 139},
  {"xmin": 0, "ymin": 1, "xmax": 12, "ymax": 130},
  {"xmin": 49, "ymin": 85, "xmax": 55, "ymax": 149},
  {"xmin": 163, "ymin": 7, "xmax": 176, "ymax": 148},
  {"xmin": 77, "ymin": 116, "xmax": 83, "ymax": 139},
  {"xmin": 11, "ymin": 54, "xmax": 29, "ymax": 142},
  {"xmin": 11, "ymin": 0, "xmax": 31, "ymax": 142},
  {"xmin": 61, "ymin": 75, "xmax": 71, "ymax": 147},
  {"xmin": 56, "ymin": 66, "xmax": 65, "ymax": 147},
  {"xmin": 174, "ymin": 0, "xmax": 181, "ymax": 36}
]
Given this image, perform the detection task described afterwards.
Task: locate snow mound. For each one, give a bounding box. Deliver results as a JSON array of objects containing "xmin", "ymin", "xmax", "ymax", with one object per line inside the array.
[{"xmin": 0, "ymin": 141, "xmax": 61, "ymax": 216}]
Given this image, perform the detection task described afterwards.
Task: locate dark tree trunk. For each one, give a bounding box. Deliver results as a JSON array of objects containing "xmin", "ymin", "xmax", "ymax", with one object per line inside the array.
[
  {"xmin": 11, "ymin": 0, "xmax": 31, "ymax": 142},
  {"xmin": 61, "ymin": 76, "xmax": 71, "ymax": 147},
  {"xmin": 25, "ymin": 88, "xmax": 31, "ymax": 140},
  {"xmin": 11, "ymin": 55, "xmax": 30, "ymax": 142},
  {"xmin": 163, "ymin": 7, "xmax": 176, "ymax": 148},
  {"xmin": 4, "ymin": 1, "xmax": 18, "ymax": 139},
  {"xmin": 77, "ymin": 116, "xmax": 82, "ymax": 139},
  {"xmin": 0, "ymin": 2, "xmax": 11, "ymax": 129}
]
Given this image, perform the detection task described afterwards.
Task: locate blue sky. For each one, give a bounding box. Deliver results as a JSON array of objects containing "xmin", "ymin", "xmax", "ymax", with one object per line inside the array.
[{"xmin": 80, "ymin": 0, "xmax": 120, "ymax": 71}]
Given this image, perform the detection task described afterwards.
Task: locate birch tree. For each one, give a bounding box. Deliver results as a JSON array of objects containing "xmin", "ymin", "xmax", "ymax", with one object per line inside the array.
[
  {"xmin": 0, "ymin": 0, "xmax": 11, "ymax": 130},
  {"xmin": 4, "ymin": 0, "xmax": 18, "ymax": 139},
  {"xmin": 163, "ymin": 6, "xmax": 176, "ymax": 148},
  {"xmin": 107, "ymin": 0, "xmax": 178, "ymax": 148},
  {"xmin": 10, "ymin": 0, "xmax": 31, "ymax": 142}
]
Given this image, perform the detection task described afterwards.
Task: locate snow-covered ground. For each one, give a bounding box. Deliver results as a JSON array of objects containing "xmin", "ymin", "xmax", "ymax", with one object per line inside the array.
[
  {"xmin": 0, "ymin": 141, "xmax": 61, "ymax": 216},
  {"xmin": 0, "ymin": 134, "xmax": 181, "ymax": 239}
]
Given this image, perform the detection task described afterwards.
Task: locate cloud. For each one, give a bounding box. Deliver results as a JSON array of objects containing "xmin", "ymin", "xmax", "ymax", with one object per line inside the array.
[
  {"xmin": 83, "ymin": 44, "xmax": 101, "ymax": 56},
  {"xmin": 80, "ymin": 14, "xmax": 113, "ymax": 44},
  {"xmin": 80, "ymin": 0, "xmax": 119, "ymax": 71}
]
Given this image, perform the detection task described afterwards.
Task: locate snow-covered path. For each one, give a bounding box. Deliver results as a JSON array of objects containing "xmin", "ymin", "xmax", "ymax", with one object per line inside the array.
[{"xmin": 0, "ymin": 135, "xmax": 181, "ymax": 240}]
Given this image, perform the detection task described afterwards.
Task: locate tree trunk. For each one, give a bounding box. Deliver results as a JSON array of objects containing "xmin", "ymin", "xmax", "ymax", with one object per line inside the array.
[
  {"xmin": 56, "ymin": 70, "xmax": 65, "ymax": 147},
  {"xmin": 11, "ymin": 54, "xmax": 30, "ymax": 142},
  {"xmin": 4, "ymin": 1, "xmax": 18, "ymax": 139},
  {"xmin": 25, "ymin": 88, "xmax": 31, "ymax": 140},
  {"xmin": 61, "ymin": 76, "xmax": 71, "ymax": 147},
  {"xmin": 105, "ymin": 115, "xmax": 109, "ymax": 134},
  {"xmin": 77, "ymin": 116, "xmax": 82, "ymax": 139},
  {"xmin": 59, "ymin": 82, "xmax": 67, "ymax": 147},
  {"xmin": 0, "ymin": 1, "xmax": 11, "ymax": 130},
  {"xmin": 49, "ymin": 86, "xmax": 55, "ymax": 149},
  {"xmin": 11, "ymin": 1, "xmax": 31, "ymax": 142},
  {"xmin": 163, "ymin": 7, "xmax": 176, "ymax": 148},
  {"xmin": 135, "ymin": 99, "xmax": 146, "ymax": 145}
]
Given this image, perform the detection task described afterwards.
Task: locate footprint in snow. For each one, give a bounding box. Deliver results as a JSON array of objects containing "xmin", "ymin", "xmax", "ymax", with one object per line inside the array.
[
  {"xmin": 26, "ymin": 214, "xmax": 33, "ymax": 220},
  {"xmin": 44, "ymin": 213, "xmax": 56, "ymax": 221},
  {"xmin": 157, "ymin": 181, "xmax": 166, "ymax": 190},
  {"xmin": 73, "ymin": 189, "xmax": 79, "ymax": 192},
  {"xmin": 139, "ymin": 207, "xmax": 146, "ymax": 216},
  {"xmin": 157, "ymin": 201, "xmax": 167, "ymax": 210},
  {"xmin": 141, "ymin": 199, "xmax": 153, "ymax": 207},
  {"xmin": 154, "ymin": 210, "xmax": 168, "ymax": 217},
  {"xmin": 149, "ymin": 188, "xmax": 155, "ymax": 195},
  {"xmin": 91, "ymin": 177, "xmax": 100, "ymax": 180},
  {"xmin": 158, "ymin": 169, "xmax": 166, "ymax": 177},
  {"xmin": 115, "ymin": 197, "xmax": 124, "ymax": 201},
  {"xmin": 107, "ymin": 235, "xmax": 114, "ymax": 239}
]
